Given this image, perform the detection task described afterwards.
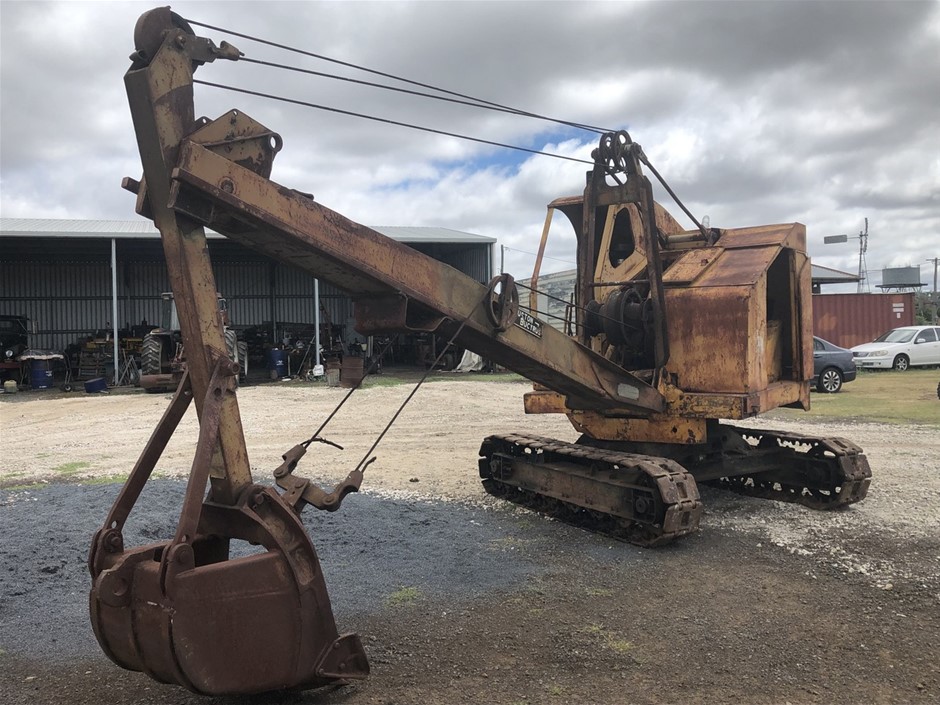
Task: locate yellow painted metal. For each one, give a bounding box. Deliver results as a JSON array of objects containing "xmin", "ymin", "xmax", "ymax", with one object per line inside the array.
[
  {"xmin": 169, "ymin": 138, "xmax": 667, "ymax": 414},
  {"xmin": 522, "ymin": 389, "xmax": 568, "ymax": 414},
  {"xmin": 124, "ymin": 27, "xmax": 252, "ymax": 502},
  {"xmin": 567, "ymin": 412, "xmax": 708, "ymax": 444},
  {"xmin": 528, "ymin": 207, "xmax": 556, "ymax": 312}
]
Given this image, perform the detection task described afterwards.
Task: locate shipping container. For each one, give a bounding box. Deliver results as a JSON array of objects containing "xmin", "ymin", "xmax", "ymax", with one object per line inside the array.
[{"xmin": 812, "ymin": 293, "xmax": 915, "ymax": 349}]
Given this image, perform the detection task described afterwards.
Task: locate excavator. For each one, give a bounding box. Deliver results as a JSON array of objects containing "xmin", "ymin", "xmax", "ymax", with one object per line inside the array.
[{"xmin": 88, "ymin": 7, "xmax": 871, "ymax": 696}]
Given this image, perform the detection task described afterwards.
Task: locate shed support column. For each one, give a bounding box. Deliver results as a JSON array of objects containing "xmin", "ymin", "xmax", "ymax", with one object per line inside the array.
[
  {"xmin": 111, "ymin": 238, "xmax": 119, "ymax": 385},
  {"xmin": 314, "ymin": 278, "xmax": 321, "ymax": 369}
]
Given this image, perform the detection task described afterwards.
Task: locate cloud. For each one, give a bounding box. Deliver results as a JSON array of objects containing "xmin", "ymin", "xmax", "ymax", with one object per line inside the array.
[{"xmin": 2, "ymin": 0, "xmax": 938, "ymax": 288}]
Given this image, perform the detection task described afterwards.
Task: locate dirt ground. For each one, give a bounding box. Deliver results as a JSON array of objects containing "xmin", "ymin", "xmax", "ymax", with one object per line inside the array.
[{"xmin": 2, "ymin": 373, "xmax": 939, "ymax": 704}]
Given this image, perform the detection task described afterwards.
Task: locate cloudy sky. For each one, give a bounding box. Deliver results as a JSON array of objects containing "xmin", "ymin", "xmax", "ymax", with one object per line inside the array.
[{"xmin": 2, "ymin": 0, "xmax": 938, "ymax": 289}]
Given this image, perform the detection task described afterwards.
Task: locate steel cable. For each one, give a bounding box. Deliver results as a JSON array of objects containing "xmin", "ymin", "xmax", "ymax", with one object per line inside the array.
[
  {"xmin": 186, "ymin": 17, "xmax": 708, "ymax": 227},
  {"xmin": 185, "ymin": 18, "xmax": 614, "ymax": 134}
]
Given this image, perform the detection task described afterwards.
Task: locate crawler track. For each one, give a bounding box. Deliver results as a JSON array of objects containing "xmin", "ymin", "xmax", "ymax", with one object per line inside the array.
[
  {"xmin": 479, "ymin": 433, "xmax": 702, "ymax": 547},
  {"xmin": 704, "ymin": 425, "xmax": 871, "ymax": 509}
]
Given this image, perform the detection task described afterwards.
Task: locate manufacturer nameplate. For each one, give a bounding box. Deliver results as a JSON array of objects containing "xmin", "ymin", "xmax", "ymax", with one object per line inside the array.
[{"xmin": 515, "ymin": 310, "xmax": 543, "ymax": 338}]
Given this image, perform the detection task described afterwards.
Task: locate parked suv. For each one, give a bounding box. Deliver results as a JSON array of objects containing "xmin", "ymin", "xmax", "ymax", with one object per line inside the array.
[
  {"xmin": 851, "ymin": 326, "xmax": 940, "ymax": 371},
  {"xmin": 812, "ymin": 336, "xmax": 857, "ymax": 393}
]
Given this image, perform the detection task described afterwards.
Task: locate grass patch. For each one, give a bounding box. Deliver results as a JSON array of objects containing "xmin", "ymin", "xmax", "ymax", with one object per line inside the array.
[
  {"xmin": 767, "ymin": 368, "xmax": 939, "ymax": 426},
  {"xmin": 362, "ymin": 376, "xmax": 412, "ymax": 388},
  {"xmin": 606, "ymin": 637, "xmax": 635, "ymax": 654},
  {"xmin": 581, "ymin": 623, "xmax": 635, "ymax": 655},
  {"xmin": 82, "ymin": 474, "xmax": 129, "ymax": 486},
  {"xmin": 52, "ymin": 461, "xmax": 92, "ymax": 476},
  {"xmin": 385, "ymin": 586, "xmax": 421, "ymax": 606},
  {"xmin": 1, "ymin": 482, "xmax": 46, "ymax": 491}
]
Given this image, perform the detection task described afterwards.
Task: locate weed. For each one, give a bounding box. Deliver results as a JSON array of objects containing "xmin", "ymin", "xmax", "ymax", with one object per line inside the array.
[
  {"xmin": 83, "ymin": 474, "xmax": 129, "ymax": 486},
  {"xmin": 386, "ymin": 586, "xmax": 421, "ymax": 606},
  {"xmin": 585, "ymin": 587, "xmax": 614, "ymax": 597},
  {"xmin": 607, "ymin": 638, "xmax": 634, "ymax": 654},
  {"xmin": 52, "ymin": 461, "xmax": 91, "ymax": 476},
  {"xmin": 581, "ymin": 623, "xmax": 634, "ymax": 654},
  {"xmin": 2, "ymin": 483, "xmax": 46, "ymax": 491}
]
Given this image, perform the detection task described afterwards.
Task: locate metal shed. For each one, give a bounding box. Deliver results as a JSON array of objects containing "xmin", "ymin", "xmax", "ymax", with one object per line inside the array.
[{"xmin": 0, "ymin": 218, "xmax": 495, "ymax": 374}]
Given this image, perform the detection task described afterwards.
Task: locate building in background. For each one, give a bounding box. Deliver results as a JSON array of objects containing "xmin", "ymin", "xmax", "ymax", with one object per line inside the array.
[{"xmin": 0, "ymin": 219, "xmax": 494, "ymax": 375}]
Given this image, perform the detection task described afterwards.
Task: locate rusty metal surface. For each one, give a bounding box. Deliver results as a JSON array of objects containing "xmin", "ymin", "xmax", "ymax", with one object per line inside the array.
[
  {"xmin": 479, "ymin": 433, "xmax": 701, "ymax": 547},
  {"xmin": 90, "ymin": 485, "xmax": 369, "ymax": 694},
  {"xmin": 90, "ymin": 364, "xmax": 367, "ymax": 694},
  {"xmin": 124, "ymin": 15, "xmax": 252, "ymax": 503},
  {"xmin": 273, "ymin": 443, "xmax": 364, "ymax": 512},
  {"xmin": 168, "ymin": 138, "xmax": 664, "ymax": 414},
  {"xmin": 94, "ymin": 10, "xmax": 369, "ymax": 695},
  {"xmin": 100, "ymin": 8, "xmax": 875, "ymax": 698},
  {"xmin": 567, "ymin": 412, "xmax": 708, "ymax": 444},
  {"xmin": 703, "ymin": 425, "xmax": 872, "ymax": 508}
]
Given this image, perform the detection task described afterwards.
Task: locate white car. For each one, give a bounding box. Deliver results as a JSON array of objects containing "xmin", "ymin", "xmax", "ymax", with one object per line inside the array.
[{"xmin": 851, "ymin": 325, "xmax": 940, "ymax": 371}]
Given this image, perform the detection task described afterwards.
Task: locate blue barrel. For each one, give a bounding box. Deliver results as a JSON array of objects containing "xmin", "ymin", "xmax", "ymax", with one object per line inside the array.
[
  {"xmin": 30, "ymin": 360, "xmax": 54, "ymax": 390},
  {"xmin": 84, "ymin": 377, "xmax": 108, "ymax": 393},
  {"xmin": 267, "ymin": 348, "xmax": 287, "ymax": 378}
]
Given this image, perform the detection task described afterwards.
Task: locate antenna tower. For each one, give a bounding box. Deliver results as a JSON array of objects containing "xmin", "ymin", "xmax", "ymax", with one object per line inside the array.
[{"xmin": 857, "ymin": 218, "xmax": 869, "ymax": 293}]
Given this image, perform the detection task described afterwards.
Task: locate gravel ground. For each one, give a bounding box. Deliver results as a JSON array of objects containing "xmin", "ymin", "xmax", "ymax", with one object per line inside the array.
[{"xmin": 1, "ymin": 376, "xmax": 938, "ymax": 704}]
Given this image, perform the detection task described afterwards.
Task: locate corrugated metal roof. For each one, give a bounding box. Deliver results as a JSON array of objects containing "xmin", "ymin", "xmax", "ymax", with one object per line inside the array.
[
  {"xmin": 0, "ymin": 218, "xmax": 495, "ymax": 244},
  {"xmin": 811, "ymin": 263, "xmax": 859, "ymax": 283},
  {"xmin": 370, "ymin": 225, "xmax": 494, "ymax": 244},
  {"xmin": 1, "ymin": 218, "xmax": 162, "ymax": 237}
]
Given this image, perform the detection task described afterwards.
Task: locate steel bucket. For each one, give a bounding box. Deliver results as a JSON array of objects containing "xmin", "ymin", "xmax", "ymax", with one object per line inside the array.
[{"xmin": 89, "ymin": 485, "xmax": 368, "ymax": 695}]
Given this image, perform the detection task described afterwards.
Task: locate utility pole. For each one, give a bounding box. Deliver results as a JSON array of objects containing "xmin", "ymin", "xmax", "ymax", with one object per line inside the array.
[
  {"xmin": 927, "ymin": 257, "xmax": 939, "ymax": 293},
  {"xmin": 857, "ymin": 218, "xmax": 869, "ymax": 293},
  {"xmin": 824, "ymin": 218, "xmax": 870, "ymax": 292}
]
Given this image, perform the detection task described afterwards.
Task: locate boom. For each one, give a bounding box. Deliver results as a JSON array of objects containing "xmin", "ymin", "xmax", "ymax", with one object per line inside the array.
[{"xmin": 164, "ymin": 138, "xmax": 664, "ymax": 414}]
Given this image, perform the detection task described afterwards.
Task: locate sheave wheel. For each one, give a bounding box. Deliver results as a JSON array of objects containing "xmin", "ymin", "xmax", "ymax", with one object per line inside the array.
[
  {"xmin": 892, "ymin": 354, "xmax": 910, "ymax": 371},
  {"xmin": 817, "ymin": 367, "xmax": 843, "ymax": 393}
]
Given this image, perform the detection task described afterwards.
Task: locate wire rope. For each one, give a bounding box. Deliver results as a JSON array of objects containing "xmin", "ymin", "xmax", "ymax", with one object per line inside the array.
[
  {"xmin": 195, "ymin": 79, "xmax": 595, "ymax": 165},
  {"xmin": 185, "ymin": 18, "xmax": 614, "ymax": 134}
]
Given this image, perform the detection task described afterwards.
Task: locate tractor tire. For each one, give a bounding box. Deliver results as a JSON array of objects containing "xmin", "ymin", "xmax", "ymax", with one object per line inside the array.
[
  {"xmin": 237, "ymin": 340, "xmax": 248, "ymax": 382},
  {"xmin": 141, "ymin": 335, "xmax": 165, "ymax": 376},
  {"xmin": 141, "ymin": 334, "xmax": 168, "ymax": 394},
  {"xmin": 223, "ymin": 328, "xmax": 242, "ymax": 388}
]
